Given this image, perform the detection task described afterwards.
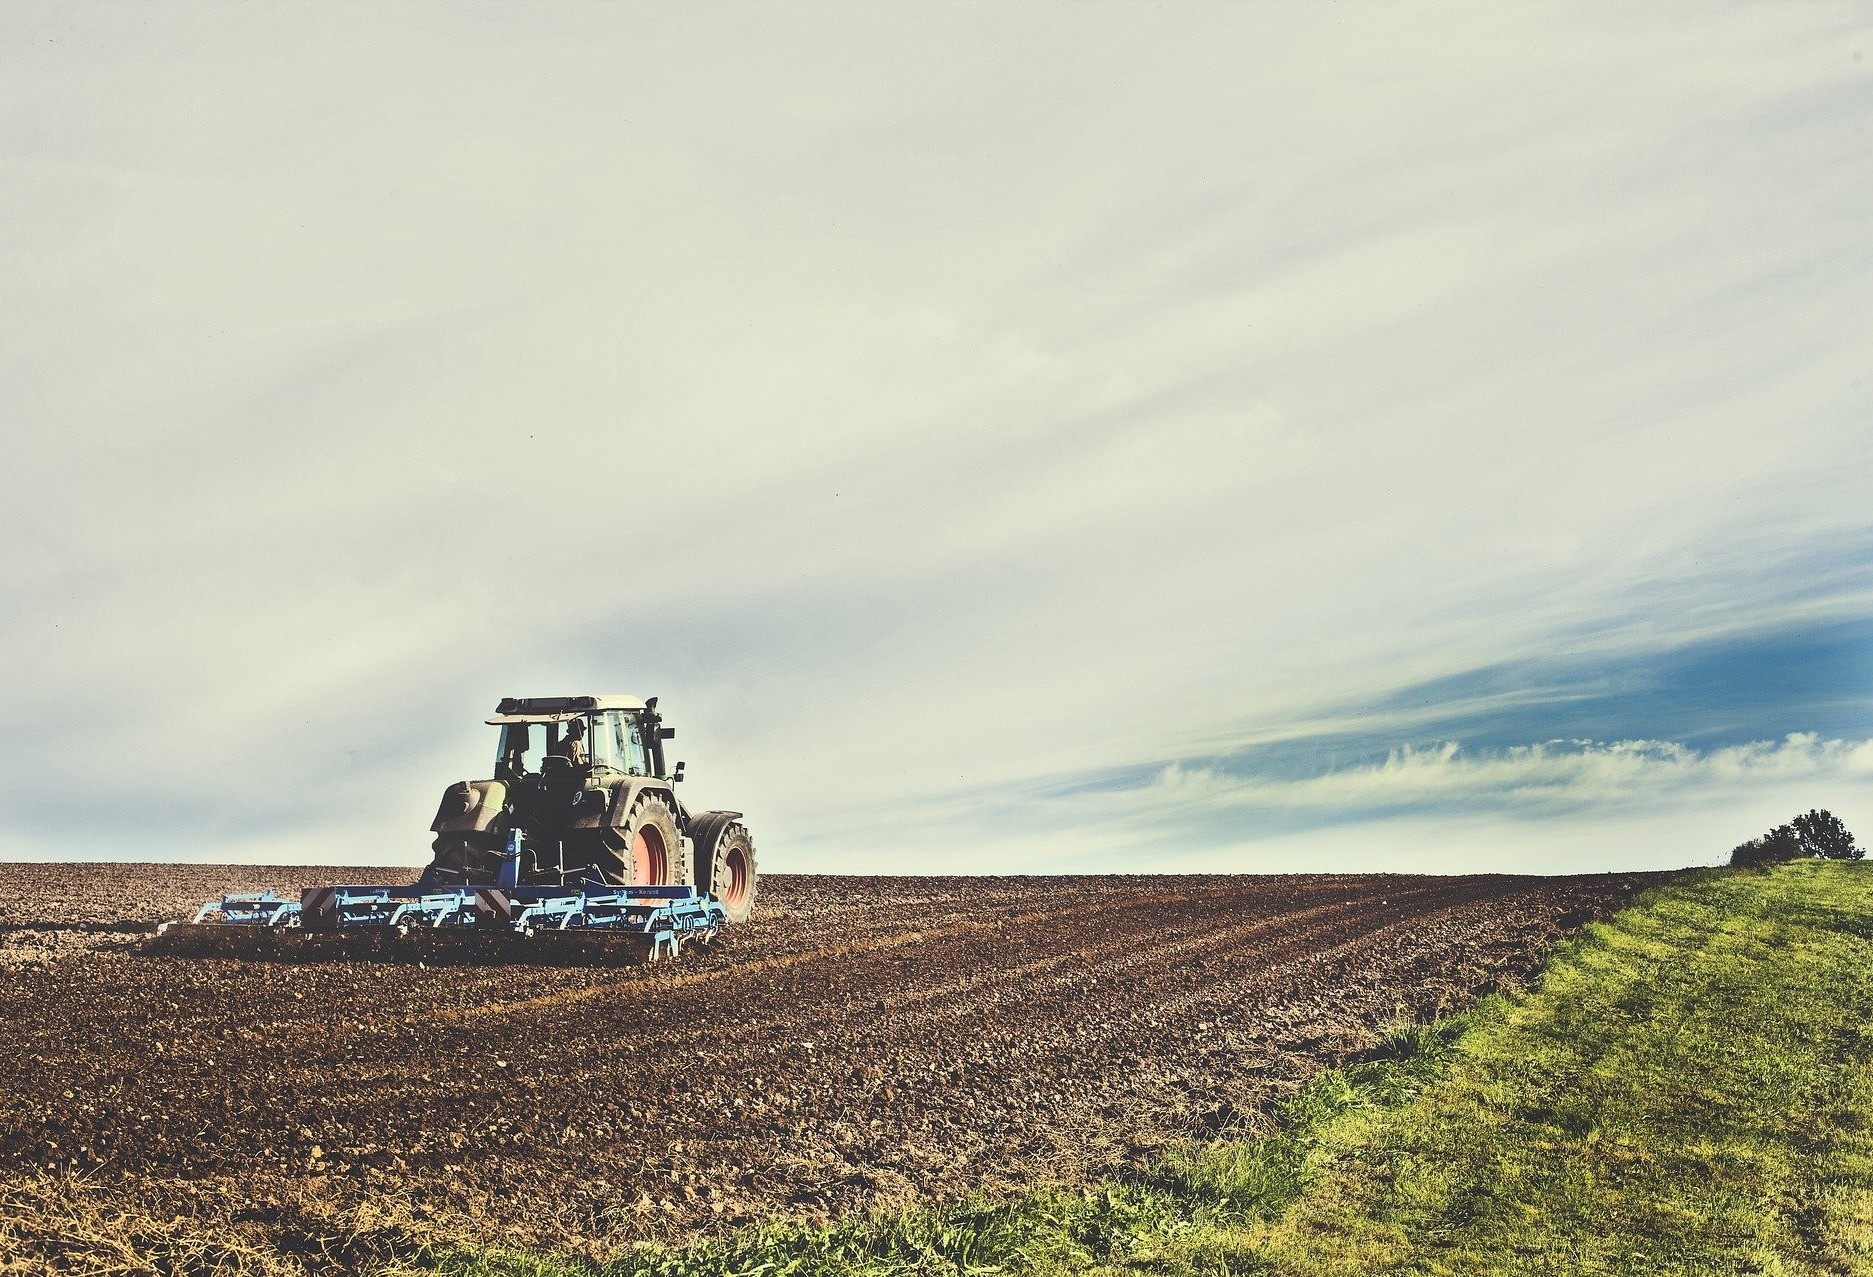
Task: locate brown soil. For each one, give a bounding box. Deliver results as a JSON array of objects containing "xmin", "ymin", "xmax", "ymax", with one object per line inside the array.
[{"xmin": 0, "ymin": 862, "xmax": 1675, "ymax": 1262}]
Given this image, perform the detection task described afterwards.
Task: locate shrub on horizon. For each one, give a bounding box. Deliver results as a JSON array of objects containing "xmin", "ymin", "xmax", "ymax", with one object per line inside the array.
[
  {"xmin": 1793, "ymin": 808, "xmax": 1862, "ymax": 860},
  {"xmin": 1730, "ymin": 824, "xmax": 1804, "ymax": 868}
]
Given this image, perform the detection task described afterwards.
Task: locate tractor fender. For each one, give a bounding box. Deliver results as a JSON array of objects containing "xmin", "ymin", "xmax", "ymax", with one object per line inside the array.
[
  {"xmin": 566, "ymin": 777, "xmax": 678, "ymax": 832},
  {"xmin": 430, "ymin": 779, "xmax": 507, "ymax": 834},
  {"xmin": 569, "ymin": 778, "xmax": 693, "ymax": 885}
]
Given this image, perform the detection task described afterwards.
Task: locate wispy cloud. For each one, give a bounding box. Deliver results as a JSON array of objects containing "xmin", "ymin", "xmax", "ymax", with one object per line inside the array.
[{"xmin": 1117, "ymin": 734, "xmax": 1873, "ymax": 820}]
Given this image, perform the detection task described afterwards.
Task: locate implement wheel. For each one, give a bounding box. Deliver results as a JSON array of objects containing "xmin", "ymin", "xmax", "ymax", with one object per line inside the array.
[{"xmin": 692, "ymin": 813, "xmax": 758, "ymax": 924}]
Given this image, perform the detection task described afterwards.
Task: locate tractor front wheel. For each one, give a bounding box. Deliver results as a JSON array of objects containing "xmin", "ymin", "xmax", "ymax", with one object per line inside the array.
[{"xmin": 692, "ymin": 814, "xmax": 758, "ymax": 924}]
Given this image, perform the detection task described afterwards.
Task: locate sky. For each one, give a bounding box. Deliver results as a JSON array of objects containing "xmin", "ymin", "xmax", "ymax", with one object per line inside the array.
[{"xmin": 2, "ymin": 3, "xmax": 1869, "ymax": 876}]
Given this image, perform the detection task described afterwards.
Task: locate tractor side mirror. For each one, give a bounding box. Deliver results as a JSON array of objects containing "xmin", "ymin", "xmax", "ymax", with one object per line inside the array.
[
  {"xmin": 672, "ymin": 761, "xmax": 686, "ymax": 783},
  {"xmin": 658, "ymin": 726, "xmax": 676, "ymax": 739}
]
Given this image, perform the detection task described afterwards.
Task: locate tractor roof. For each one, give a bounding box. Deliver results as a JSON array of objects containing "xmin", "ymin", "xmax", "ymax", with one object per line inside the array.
[{"xmin": 487, "ymin": 694, "xmax": 647, "ymax": 724}]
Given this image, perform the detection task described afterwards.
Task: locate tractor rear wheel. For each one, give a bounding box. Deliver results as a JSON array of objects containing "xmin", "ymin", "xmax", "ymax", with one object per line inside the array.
[
  {"xmin": 619, "ymin": 791, "xmax": 684, "ymax": 886},
  {"xmin": 692, "ymin": 814, "xmax": 758, "ymax": 924},
  {"xmin": 571, "ymin": 790, "xmax": 688, "ymax": 886}
]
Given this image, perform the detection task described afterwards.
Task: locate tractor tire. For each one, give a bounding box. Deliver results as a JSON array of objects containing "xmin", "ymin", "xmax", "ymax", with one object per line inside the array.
[
  {"xmin": 691, "ymin": 812, "xmax": 758, "ymax": 924},
  {"xmin": 617, "ymin": 791, "xmax": 685, "ymax": 887}
]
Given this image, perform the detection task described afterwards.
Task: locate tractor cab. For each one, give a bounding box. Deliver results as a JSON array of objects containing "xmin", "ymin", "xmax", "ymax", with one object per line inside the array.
[
  {"xmin": 487, "ymin": 695, "xmax": 671, "ymax": 785},
  {"xmin": 491, "ymin": 711, "xmax": 654, "ymax": 781}
]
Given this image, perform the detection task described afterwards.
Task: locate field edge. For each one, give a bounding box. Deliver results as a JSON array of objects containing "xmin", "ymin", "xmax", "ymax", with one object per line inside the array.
[{"xmin": 424, "ymin": 861, "xmax": 1873, "ymax": 1276}]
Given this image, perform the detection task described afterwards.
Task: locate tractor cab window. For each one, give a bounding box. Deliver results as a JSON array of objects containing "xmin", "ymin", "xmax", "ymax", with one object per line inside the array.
[
  {"xmin": 495, "ymin": 722, "xmax": 559, "ymax": 777},
  {"xmin": 588, "ymin": 710, "xmax": 651, "ymax": 776},
  {"xmin": 496, "ymin": 722, "xmax": 539, "ymax": 777}
]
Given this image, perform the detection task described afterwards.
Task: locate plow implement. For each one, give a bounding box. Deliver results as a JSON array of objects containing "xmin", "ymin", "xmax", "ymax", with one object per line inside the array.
[{"xmin": 151, "ymin": 876, "xmax": 728, "ymax": 965}]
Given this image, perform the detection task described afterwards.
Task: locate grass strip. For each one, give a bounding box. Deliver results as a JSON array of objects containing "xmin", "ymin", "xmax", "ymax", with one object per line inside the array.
[{"xmin": 1249, "ymin": 860, "xmax": 1873, "ymax": 1275}]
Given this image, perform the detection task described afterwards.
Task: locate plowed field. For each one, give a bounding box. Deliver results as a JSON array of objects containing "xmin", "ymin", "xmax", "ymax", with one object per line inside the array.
[{"xmin": 0, "ymin": 863, "xmax": 1673, "ymax": 1261}]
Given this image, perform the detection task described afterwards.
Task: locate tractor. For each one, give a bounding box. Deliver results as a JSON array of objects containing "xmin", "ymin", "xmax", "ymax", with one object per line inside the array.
[
  {"xmin": 426, "ymin": 694, "xmax": 757, "ymax": 923},
  {"xmin": 153, "ymin": 694, "xmax": 757, "ymax": 961}
]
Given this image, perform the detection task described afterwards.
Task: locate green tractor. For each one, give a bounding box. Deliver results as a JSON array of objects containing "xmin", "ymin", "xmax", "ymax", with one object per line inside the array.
[{"xmin": 426, "ymin": 694, "xmax": 757, "ymax": 924}]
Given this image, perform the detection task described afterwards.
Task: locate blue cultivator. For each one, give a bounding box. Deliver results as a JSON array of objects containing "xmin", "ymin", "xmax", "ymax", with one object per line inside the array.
[{"xmin": 154, "ymin": 835, "xmax": 730, "ymax": 965}]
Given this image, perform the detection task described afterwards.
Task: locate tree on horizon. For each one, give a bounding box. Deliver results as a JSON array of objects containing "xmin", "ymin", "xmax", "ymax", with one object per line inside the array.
[{"xmin": 1793, "ymin": 809, "xmax": 1861, "ymax": 860}]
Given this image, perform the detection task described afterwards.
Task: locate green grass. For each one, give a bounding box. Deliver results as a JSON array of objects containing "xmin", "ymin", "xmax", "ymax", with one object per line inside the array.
[
  {"xmin": 1250, "ymin": 861, "xmax": 1873, "ymax": 1276},
  {"xmin": 424, "ymin": 861, "xmax": 1873, "ymax": 1277}
]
